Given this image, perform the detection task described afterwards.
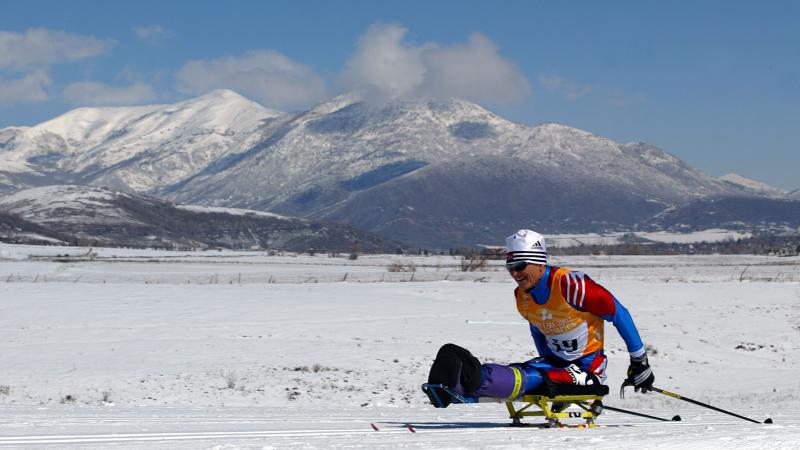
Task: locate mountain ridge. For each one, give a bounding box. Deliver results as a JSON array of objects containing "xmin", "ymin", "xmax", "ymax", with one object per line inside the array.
[{"xmin": 1, "ymin": 90, "xmax": 794, "ymax": 247}]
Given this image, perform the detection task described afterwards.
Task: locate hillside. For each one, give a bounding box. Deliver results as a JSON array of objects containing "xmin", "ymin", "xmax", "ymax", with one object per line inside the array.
[{"xmin": 0, "ymin": 185, "xmax": 401, "ymax": 252}]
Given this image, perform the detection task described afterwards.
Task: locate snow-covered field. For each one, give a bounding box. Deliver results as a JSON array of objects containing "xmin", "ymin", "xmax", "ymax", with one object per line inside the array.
[{"xmin": 1, "ymin": 243, "xmax": 799, "ymax": 449}]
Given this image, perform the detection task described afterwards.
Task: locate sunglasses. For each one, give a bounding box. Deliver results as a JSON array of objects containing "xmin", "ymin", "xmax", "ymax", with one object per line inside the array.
[{"xmin": 506, "ymin": 261, "xmax": 529, "ymax": 273}]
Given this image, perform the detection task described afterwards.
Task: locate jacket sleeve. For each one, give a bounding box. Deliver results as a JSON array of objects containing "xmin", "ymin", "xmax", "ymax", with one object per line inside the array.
[{"xmin": 560, "ymin": 272, "xmax": 645, "ymax": 357}]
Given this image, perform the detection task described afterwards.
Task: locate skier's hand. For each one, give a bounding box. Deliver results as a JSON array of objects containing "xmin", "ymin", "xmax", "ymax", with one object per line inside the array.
[{"xmin": 626, "ymin": 354, "xmax": 654, "ymax": 393}]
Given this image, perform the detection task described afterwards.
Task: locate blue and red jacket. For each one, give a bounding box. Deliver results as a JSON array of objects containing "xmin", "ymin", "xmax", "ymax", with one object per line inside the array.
[{"xmin": 515, "ymin": 266, "xmax": 645, "ymax": 362}]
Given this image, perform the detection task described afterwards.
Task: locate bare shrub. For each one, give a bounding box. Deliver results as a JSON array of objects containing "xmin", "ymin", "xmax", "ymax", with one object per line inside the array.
[
  {"xmin": 222, "ymin": 370, "xmax": 238, "ymax": 389},
  {"xmin": 387, "ymin": 262, "xmax": 416, "ymax": 272},
  {"xmin": 348, "ymin": 242, "xmax": 361, "ymax": 260},
  {"xmin": 739, "ymin": 266, "xmax": 750, "ymax": 282},
  {"xmin": 0, "ymin": 385, "xmax": 9, "ymax": 396},
  {"xmin": 460, "ymin": 254, "xmax": 487, "ymax": 272}
]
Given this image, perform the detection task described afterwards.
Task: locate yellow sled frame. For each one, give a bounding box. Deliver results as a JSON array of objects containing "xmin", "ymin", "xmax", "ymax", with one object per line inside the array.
[{"xmin": 505, "ymin": 394, "xmax": 604, "ymax": 428}]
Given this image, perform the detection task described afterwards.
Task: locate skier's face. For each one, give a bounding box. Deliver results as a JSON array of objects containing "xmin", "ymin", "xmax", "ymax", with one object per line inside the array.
[{"xmin": 508, "ymin": 263, "xmax": 545, "ymax": 290}]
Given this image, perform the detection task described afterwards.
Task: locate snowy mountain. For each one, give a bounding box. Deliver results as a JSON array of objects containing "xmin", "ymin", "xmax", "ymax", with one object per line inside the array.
[
  {"xmin": 0, "ymin": 90, "xmax": 787, "ymax": 247},
  {"xmin": 159, "ymin": 94, "xmax": 749, "ymax": 246},
  {"xmin": 167, "ymin": 96, "xmax": 737, "ymax": 209},
  {"xmin": 0, "ymin": 185, "xmax": 401, "ymax": 252},
  {"xmin": 0, "ymin": 89, "xmax": 283, "ymax": 193},
  {"xmin": 718, "ymin": 173, "xmax": 786, "ymax": 197}
]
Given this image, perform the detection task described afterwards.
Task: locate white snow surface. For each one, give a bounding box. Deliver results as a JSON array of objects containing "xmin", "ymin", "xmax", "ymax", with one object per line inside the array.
[{"xmin": 0, "ymin": 243, "xmax": 799, "ymax": 448}]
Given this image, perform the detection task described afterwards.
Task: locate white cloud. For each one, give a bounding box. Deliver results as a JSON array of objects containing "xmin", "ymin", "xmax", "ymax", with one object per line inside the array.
[
  {"xmin": 0, "ymin": 70, "xmax": 52, "ymax": 106},
  {"xmin": 339, "ymin": 23, "xmax": 428, "ymax": 98},
  {"xmin": 340, "ymin": 23, "xmax": 530, "ymax": 105},
  {"xmin": 133, "ymin": 25, "xmax": 173, "ymax": 45},
  {"xmin": 175, "ymin": 50, "xmax": 327, "ymax": 109},
  {"xmin": 0, "ymin": 28, "xmax": 114, "ymax": 70},
  {"xmin": 538, "ymin": 74, "xmax": 592, "ymax": 101},
  {"xmin": 63, "ymin": 81, "xmax": 157, "ymax": 106},
  {"xmin": 423, "ymin": 33, "xmax": 531, "ymax": 104}
]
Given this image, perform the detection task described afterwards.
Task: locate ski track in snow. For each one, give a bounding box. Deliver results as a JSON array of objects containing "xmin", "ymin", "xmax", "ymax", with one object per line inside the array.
[
  {"xmin": 1, "ymin": 409, "xmax": 798, "ymax": 449},
  {"xmin": 0, "ymin": 244, "xmax": 799, "ymax": 448}
]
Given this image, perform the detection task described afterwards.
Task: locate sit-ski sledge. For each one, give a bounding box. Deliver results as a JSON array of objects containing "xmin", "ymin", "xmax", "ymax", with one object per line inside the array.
[{"xmin": 422, "ymin": 381, "xmax": 608, "ymax": 428}]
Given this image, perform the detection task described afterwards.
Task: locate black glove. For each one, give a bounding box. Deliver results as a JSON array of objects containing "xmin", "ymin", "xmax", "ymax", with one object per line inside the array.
[{"xmin": 626, "ymin": 354, "xmax": 654, "ymax": 393}]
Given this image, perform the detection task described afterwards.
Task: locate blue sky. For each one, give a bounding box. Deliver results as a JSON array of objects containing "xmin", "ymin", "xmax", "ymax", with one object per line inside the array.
[{"xmin": 2, "ymin": 0, "xmax": 798, "ymax": 189}]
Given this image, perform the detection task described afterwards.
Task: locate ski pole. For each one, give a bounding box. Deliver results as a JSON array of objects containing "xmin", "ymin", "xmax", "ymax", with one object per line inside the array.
[
  {"xmin": 596, "ymin": 404, "xmax": 681, "ymax": 422},
  {"xmin": 651, "ymin": 387, "xmax": 772, "ymax": 424}
]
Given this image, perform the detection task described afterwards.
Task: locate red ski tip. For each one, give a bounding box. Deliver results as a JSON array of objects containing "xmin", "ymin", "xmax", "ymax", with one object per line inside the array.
[
  {"xmin": 406, "ymin": 424, "xmax": 416, "ymax": 433},
  {"xmin": 370, "ymin": 423, "xmax": 380, "ymax": 431}
]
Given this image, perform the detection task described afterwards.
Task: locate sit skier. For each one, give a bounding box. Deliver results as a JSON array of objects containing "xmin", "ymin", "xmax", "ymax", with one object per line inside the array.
[{"xmin": 426, "ymin": 229, "xmax": 655, "ymax": 407}]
